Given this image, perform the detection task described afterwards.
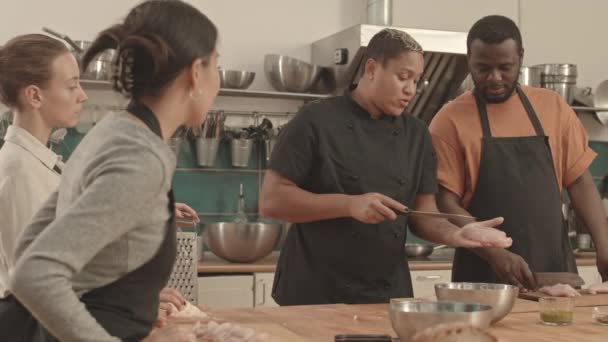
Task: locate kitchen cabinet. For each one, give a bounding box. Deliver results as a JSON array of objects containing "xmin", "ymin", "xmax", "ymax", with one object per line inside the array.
[
  {"xmin": 578, "ymin": 265, "xmax": 602, "ymax": 288},
  {"xmin": 410, "ymin": 269, "xmax": 452, "ymax": 298},
  {"xmin": 253, "ymin": 272, "xmax": 278, "ymax": 307},
  {"xmin": 197, "ymin": 275, "xmax": 254, "ymax": 308}
]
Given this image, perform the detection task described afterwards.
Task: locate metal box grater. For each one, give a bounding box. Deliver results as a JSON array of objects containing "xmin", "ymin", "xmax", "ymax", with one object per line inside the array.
[{"xmin": 167, "ymin": 229, "xmax": 198, "ymax": 304}]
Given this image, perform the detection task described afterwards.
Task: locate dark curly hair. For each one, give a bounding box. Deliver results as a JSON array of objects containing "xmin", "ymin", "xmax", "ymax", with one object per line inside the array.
[
  {"xmin": 366, "ymin": 28, "xmax": 424, "ymax": 66},
  {"xmin": 467, "ymin": 15, "xmax": 523, "ymax": 55},
  {"xmin": 82, "ymin": 0, "xmax": 218, "ymax": 99}
]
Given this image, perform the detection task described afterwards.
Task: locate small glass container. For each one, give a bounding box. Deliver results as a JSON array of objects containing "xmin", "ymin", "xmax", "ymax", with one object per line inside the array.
[
  {"xmin": 592, "ymin": 306, "xmax": 608, "ymax": 325},
  {"xmin": 539, "ymin": 297, "xmax": 574, "ymax": 326}
]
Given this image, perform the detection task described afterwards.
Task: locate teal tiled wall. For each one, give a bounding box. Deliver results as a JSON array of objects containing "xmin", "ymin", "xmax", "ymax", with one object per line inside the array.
[
  {"xmin": 590, "ymin": 142, "xmax": 608, "ymax": 186},
  {"xmin": 53, "ymin": 129, "xmax": 267, "ymax": 223},
  {"xmin": 171, "ymin": 138, "xmax": 264, "ymax": 222}
]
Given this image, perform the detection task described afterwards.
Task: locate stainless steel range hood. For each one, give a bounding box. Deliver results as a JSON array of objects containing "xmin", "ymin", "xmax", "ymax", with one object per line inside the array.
[{"xmin": 311, "ymin": 24, "xmax": 469, "ymax": 123}]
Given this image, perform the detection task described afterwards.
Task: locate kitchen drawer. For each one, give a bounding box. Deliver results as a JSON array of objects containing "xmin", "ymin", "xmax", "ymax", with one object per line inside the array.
[
  {"xmin": 254, "ymin": 272, "xmax": 278, "ymax": 307},
  {"xmin": 411, "ymin": 269, "xmax": 451, "ymax": 298},
  {"xmin": 197, "ymin": 275, "xmax": 254, "ymax": 308},
  {"xmin": 578, "ymin": 265, "xmax": 602, "ymax": 288}
]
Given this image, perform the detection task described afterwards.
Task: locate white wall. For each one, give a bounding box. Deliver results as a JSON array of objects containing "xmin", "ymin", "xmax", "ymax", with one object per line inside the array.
[{"xmin": 393, "ymin": 0, "xmax": 519, "ymax": 32}]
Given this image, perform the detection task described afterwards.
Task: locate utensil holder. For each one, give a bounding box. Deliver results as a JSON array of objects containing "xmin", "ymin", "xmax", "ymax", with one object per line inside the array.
[
  {"xmin": 195, "ymin": 137, "xmax": 220, "ymax": 167},
  {"xmin": 231, "ymin": 138, "xmax": 254, "ymax": 168}
]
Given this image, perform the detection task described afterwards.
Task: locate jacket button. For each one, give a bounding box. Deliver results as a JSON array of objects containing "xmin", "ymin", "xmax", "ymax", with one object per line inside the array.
[
  {"xmin": 399, "ymin": 178, "xmax": 406, "ymax": 185},
  {"xmin": 347, "ymin": 123, "xmax": 354, "ymax": 130},
  {"xmin": 384, "ymin": 282, "xmax": 391, "ymax": 289},
  {"xmin": 350, "ymin": 175, "xmax": 360, "ymax": 181},
  {"xmin": 393, "ymin": 232, "xmax": 400, "ymax": 238},
  {"xmin": 392, "ymin": 130, "xmax": 399, "ymax": 136},
  {"xmin": 345, "ymin": 283, "xmax": 352, "ymax": 289}
]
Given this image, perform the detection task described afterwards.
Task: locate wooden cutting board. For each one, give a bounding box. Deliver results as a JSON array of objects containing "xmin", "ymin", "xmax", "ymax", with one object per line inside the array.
[{"xmin": 519, "ymin": 291, "xmax": 608, "ymax": 306}]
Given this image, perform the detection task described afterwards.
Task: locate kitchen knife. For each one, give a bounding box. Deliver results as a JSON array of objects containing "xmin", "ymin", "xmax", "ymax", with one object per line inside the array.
[{"xmin": 394, "ymin": 208, "xmax": 477, "ymax": 222}]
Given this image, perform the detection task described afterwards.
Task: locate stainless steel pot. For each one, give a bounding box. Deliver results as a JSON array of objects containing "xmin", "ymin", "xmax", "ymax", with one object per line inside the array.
[
  {"xmin": 534, "ymin": 63, "xmax": 577, "ymax": 104},
  {"xmin": 519, "ymin": 66, "xmax": 542, "ymax": 87}
]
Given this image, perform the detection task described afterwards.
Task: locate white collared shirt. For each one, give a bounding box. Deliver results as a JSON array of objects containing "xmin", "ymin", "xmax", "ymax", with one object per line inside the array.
[{"xmin": 0, "ymin": 125, "xmax": 63, "ymax": 297}]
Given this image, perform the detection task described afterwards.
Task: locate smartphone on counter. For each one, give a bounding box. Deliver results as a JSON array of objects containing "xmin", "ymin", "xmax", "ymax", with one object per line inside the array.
[{"xmin": 334, "ymin": 334, "xmax": 395, "ymax": 342}]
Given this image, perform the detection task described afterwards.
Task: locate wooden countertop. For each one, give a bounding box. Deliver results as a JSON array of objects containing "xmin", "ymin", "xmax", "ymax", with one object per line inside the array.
[
  {"xmin": 171, "ymin": 301, "xmax": 607, "ymax": 341},
  {"xmin": 198, "ymin": 251, "xmax": 596, "ymax": 274}
]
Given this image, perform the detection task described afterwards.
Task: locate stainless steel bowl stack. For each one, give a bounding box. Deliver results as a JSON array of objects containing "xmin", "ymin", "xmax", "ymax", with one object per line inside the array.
[
  {"xmin": 219, "ymin": 69, "xmax": 255, "ymax": 89},
  {"xmin": 264, "ymin": 54, "xmax": 321, "ymax": 93}
]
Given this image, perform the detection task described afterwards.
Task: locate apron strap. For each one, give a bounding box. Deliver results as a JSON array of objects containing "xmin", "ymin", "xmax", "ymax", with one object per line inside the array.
[
  {"xmin": 126, "ymin": 100, "xmax": 164, "ymax": 139},
  {"xmin": 474, "ymin": 85, "xmax": 546, "ymax": 138},
  {"xmin": 515, "ymin": 85, "xmax": 546, "ymax": 136},
  {"xmin": 473, "ymin": 91, "xmax": 493, "ymax": 138}
]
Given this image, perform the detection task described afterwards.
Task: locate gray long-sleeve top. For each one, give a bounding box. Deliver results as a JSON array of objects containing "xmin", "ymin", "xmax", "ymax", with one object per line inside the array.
[{"xmin": 9, "ymin": 111, "xmax": 176, "ymax": 341}]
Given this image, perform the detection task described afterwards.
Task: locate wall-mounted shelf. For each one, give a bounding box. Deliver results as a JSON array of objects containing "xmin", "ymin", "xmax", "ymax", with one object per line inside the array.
[
  {"xmin": 219, "ymin": 88, "xmax": 329, "ymax": 101},
  {"xmin": 80, "ymin": 80, "xmax": 330, "ymax": 101}
]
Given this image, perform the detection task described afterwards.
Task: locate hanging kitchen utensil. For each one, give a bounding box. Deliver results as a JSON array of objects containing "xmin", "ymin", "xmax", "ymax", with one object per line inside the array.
[
  {"xmin": 404, "ymin": 244, "xmax": 447, "ymax": 258},
  {"xmin": 201, "ymin": 117, "xmax": 209, "ymax": 138},
  {"xmin": 42, "ymin": 26, "xmax": 116, "ymax": 81},
  {"xmin": 42, "ymin": 26, "xmax": 82, "ymax": 52},
  {"xmin": 594, "ymin": 80, "xmax": 608, "ymax": 125},
  {"xmin": 214, "ymin": 110, "xmax": 224, "ymax": 138}
]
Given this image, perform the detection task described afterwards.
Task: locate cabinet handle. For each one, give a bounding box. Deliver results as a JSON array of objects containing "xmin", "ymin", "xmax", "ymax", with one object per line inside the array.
[
  {"xmin": 416, "ymin": 275, "xmax": 442, "ymax": 281},
  {"xmin": 260, "ymin": 282, "xmax": 266, "ymax": 306},
  {"xmin": 255, "ymin": 279, "xmax": 267, "ymax": 306}
]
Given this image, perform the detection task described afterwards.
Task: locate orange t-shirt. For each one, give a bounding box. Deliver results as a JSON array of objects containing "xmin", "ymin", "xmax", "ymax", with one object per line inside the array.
[{"xmin": 429, "ymin": 86, "xmax": 597, "ymax": 208}]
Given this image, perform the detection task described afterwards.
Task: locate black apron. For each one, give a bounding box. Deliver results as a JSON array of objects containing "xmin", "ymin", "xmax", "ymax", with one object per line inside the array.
[
  {"xmin": 451, "ymin": 86, "xmax": 577, "ymax": 283},
  {"xmin": 0, "ymin": 100, "xmax": 177, "ymax": 341}
]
